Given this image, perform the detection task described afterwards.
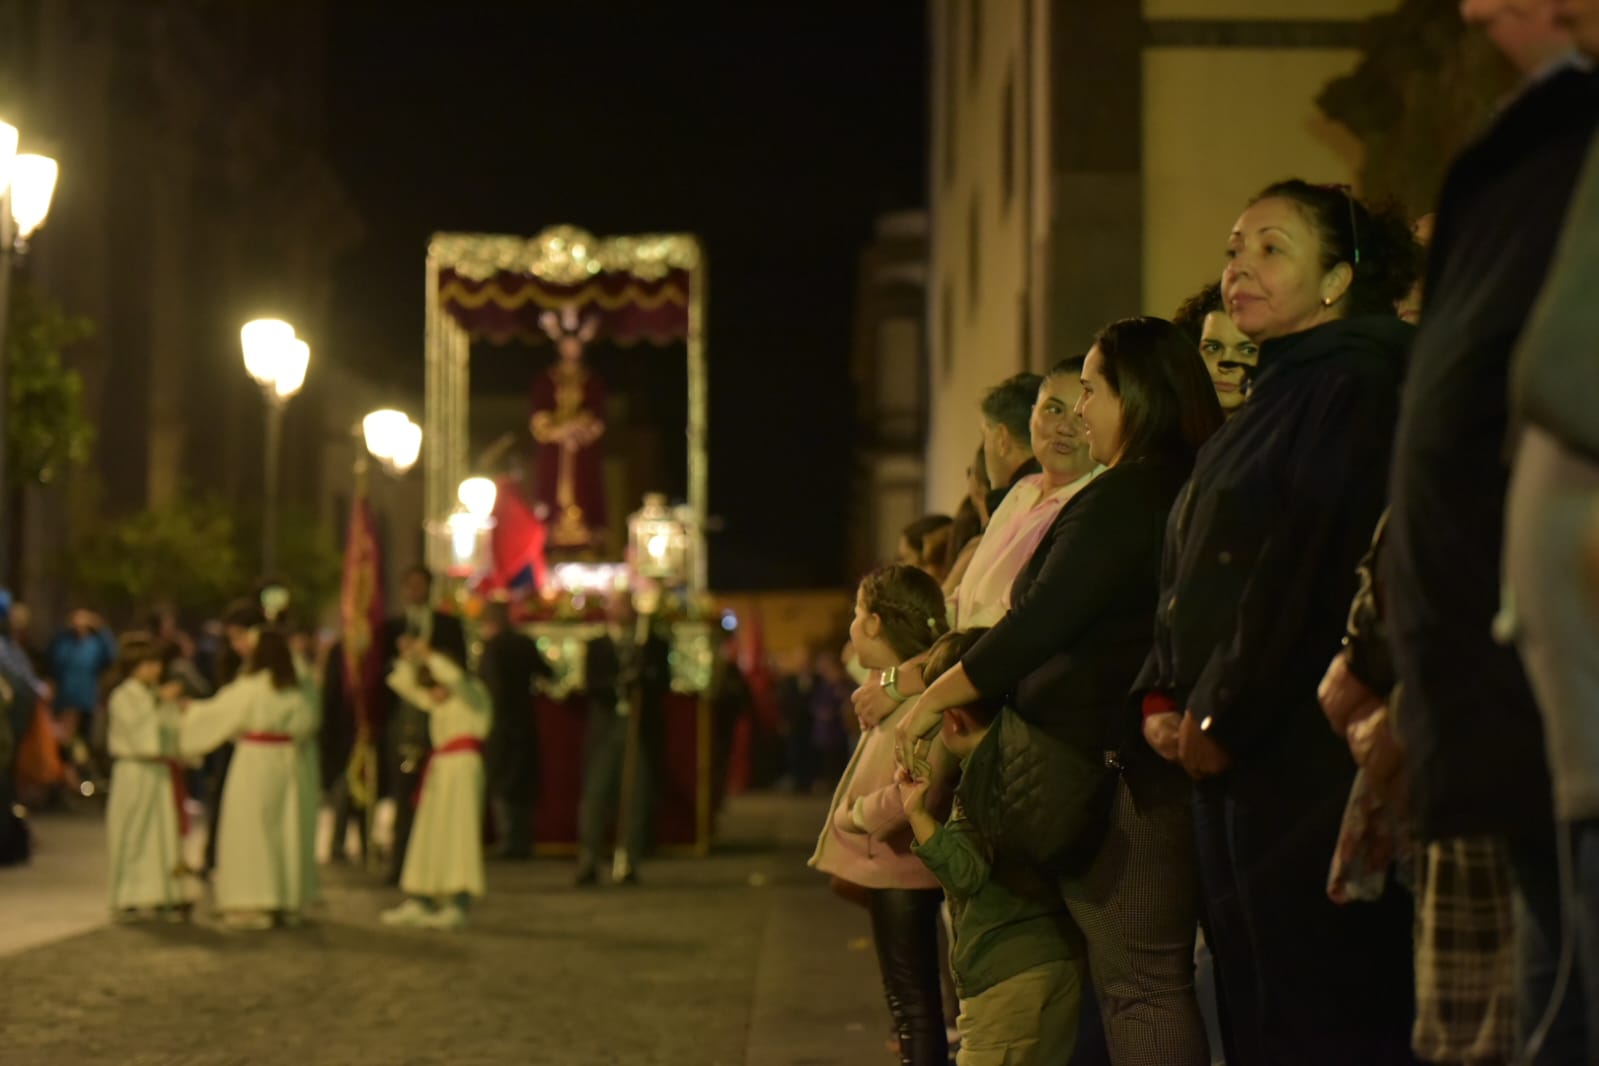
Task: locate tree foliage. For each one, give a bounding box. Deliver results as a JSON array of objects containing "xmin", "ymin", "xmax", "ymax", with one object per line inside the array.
[
  {"xmin": 68, "ymin": 496, "xmax": 245, "ymax": 621},
  {"xmin": 1317, "ymin": 0, "xmax": 1516, "ymax": 216},
  {"xmin": 4, "ymin": 279, "xmax": 97, "ymax": 490},
  {"xmin": 68, "ymin": 494, "xmax": 344, "ymax": 625}
]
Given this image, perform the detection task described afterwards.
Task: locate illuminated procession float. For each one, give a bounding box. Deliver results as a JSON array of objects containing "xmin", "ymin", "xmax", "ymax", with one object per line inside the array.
[{"xmin": 420, "ymin": 225, "xmax": 715, "ymax": 854}]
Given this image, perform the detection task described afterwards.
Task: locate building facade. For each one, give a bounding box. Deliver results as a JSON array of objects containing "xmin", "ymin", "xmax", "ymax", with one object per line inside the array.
[
  {"xmin": 0, "ymin": 0, "xmax": 366, "ymax": 620},
  {"xmin": 848, "ymin": 210, "xmax": 930, "ymax": 575},
  {"xmin": 926, "ymin": 0, "xmax": 1401, "ymax": 509}
]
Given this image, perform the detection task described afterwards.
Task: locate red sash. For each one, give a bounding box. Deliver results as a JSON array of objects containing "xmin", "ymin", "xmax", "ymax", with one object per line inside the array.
[
  {"xmin": 412, "ymin": 735, "xmax": 484, "ymax": 807},
  {"xmin": 240, "ymin": 732, "xmax": 294, "ymax": 745}
]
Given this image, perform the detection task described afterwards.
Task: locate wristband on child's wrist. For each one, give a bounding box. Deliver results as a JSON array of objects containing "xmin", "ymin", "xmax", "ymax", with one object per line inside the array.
[{"xmin": 882, "ymin": 666, "xmax": 907, "ymax": 703}]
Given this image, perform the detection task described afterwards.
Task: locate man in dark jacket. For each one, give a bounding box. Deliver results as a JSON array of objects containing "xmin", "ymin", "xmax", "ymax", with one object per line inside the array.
[
  {"xmin": 1378, "ymin": 10, "xmax": 1599, "ymax": 1058},
  {"xmin": 382, "ymin": 564, "xmax": 467, "ymax": 884},
  {"xmin": 575, "ymin": 593, "xmax": 670, "ymax": 886},
  {"xmin": 477, "ymin": 600, "xmax": 550, "ymax": 860}
]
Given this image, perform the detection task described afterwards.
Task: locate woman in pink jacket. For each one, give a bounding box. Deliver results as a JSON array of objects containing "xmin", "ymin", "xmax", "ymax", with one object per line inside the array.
[{"xmin": 811, "ymin": 564, "xmax": 951, "ymax": 1066}]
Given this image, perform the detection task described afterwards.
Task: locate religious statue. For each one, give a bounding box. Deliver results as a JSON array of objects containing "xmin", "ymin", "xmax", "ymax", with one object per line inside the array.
[{"xmin": 529, "ymin": 306, "xmax": 608, "ymax": 550}]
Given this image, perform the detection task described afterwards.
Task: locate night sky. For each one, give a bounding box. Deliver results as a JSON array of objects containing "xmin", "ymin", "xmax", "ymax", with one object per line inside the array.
[{"xmin": 324, "ymin": 5, "xmax": 927, "ymax": 589}]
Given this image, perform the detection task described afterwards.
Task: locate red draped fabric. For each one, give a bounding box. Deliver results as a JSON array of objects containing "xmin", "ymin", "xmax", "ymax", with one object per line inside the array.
[
  {"xmin": 531, "ymin": 691, "xmax": 702, "ymax": 848},
  {"xmin": 439, "ymin": 269, "xmax": 690, "ymax": 346}
]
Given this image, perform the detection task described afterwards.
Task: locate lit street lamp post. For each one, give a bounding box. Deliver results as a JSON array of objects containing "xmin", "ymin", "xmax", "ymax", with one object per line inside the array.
[
  {"xmin": 0, "ymin": 121, "xmax": 60, "ymax": 588},
  {"xmin": 241, "ymin": 319, "xmax": 309, "ymax": 577},
  {"xmin": 349, "ymin": 407, "xmax": 421, "ymax": 871}
]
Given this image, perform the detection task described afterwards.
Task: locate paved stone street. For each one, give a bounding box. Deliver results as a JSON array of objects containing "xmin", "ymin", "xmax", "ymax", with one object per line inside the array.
[{"xmin": 0, "ymin": 793, "xmax": 893, "ymax": 1066}]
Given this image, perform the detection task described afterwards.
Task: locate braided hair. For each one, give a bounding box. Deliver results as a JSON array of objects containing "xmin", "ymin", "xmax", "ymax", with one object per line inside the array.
[{"xmin": 858, "ymin": 564, "xmax": 950, "ymax": 662}]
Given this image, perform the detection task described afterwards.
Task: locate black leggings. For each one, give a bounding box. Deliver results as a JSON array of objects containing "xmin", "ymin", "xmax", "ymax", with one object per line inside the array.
[{"xmin": 867, "ymin": 887, "xmax": 948, "ymax": 1066}]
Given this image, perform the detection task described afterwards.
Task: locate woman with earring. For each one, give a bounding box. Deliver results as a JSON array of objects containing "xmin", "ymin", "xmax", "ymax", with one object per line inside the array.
[{"xmin": 1136, "ymin": 180, "xmax": 1421, "ymax": 1064}]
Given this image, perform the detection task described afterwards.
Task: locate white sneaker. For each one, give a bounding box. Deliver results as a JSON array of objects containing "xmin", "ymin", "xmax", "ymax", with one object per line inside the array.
[
  {"xmin": 221, "ymin": 911, "xmax": 273, "ymax": 932},
  {"xmin": 418, "ymin": 904, "xmax": 465, "ymax": 931},
  {"xmin": 379, "ymin": 899, "xmax": 430, "ymax": 927}
]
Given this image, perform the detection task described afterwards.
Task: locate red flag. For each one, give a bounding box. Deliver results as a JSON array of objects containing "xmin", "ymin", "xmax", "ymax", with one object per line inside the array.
[
  {"xmin": 339, "ymin": 493, "xmax": 386, "ymax": 737},
  {"xmin": 481, "ymin": 475, "xmax": 549, "ymax": 594}
]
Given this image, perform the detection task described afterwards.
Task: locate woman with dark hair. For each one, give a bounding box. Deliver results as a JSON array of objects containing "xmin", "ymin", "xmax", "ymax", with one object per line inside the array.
[
  {"xmin": 898, "ymin": 317, "xmax": 1222, "ymax": 1064},
  {"xmin": 180, "ymin": 627, "xmax": 317, "ymax": 930},
  {"xmin": 1136, "ymin": 179, "xmax": 1420, "ymax": 1064},
  {"xmin": 1173, "ymin": 282, "xmax": 1259, "ymax": 417}
]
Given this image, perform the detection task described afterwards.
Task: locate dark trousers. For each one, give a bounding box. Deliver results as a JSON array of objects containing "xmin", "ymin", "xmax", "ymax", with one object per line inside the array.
[
  {"xmin": 386, "ymin": 703, "xmax": 429, "ymax": 882},
  {"xmin": 486, "ymin": 726, "xmax": 536, "ymax": 858},
  {"xmin": 1505, "ymin": 821, "xmax": 1598, "ymax": 1064},
  {"xmin": 327, "ymin": 773, "xmax": 368, "ymax": 863},
  {"xmin": 578, "ymin": 706, "xmax": 654, "ymax": 868},
  {"xmin": 866, "ymin": 887, "xmax": 948, "ymax": 1066},
  {"xmin": 201, "ymin": 742, "xmax": 234, "ymax": 873},
  {"xmin": 1061, "ymin": 772, "xmax": 1209, "ymax": 1065},
  {"xmin": 1193, "ymin": 740, "xmax": 1417, "ymax": 1066}
]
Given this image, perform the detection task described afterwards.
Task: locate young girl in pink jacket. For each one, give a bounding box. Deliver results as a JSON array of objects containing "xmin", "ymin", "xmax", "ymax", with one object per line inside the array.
[{"xmin": 810, "ymin": 563, "xmax": 951, "ymax": 1066}]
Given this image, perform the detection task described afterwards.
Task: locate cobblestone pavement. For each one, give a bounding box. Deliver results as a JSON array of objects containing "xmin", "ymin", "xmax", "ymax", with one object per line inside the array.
[{"xmin": 0, "ymin": 793, "xmax": 891, "ymax": 1066}]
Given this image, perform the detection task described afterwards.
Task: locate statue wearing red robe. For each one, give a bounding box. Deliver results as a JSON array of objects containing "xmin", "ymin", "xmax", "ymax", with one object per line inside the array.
[{"xmin": 529, "ymin": 308, "xmax": 608, "ymax": 551}]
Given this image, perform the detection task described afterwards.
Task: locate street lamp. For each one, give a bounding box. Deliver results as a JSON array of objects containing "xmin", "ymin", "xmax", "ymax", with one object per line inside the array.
[
  {"xmin": 344, "ymin": 406, "xmax": 421, "ymax": 871},
  {"xmin": 439, "ymin": 475, "xmax": 497, "ymax": 578},
  {"xmin": 241, "ymin": 319, "xmax": 309, "ymax": 576},
  {"xmin": 0, "ymin": 121, "xmax": 58, "ymax": 589},
  {"xmin": 458, "ymin": 475, "xmax": 497, "ymax": 521},
  {"xmin": 9, "ymin": 155, "xmax": 58, "ymax": 247},
  {"xmin": 361, "ymin": 408, "xmax": 422, "ymax": 477}
]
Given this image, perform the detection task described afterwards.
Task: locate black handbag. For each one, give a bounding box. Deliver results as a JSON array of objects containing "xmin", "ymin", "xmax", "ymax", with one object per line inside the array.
[{"xmin": 961, "ymin": 708, "xmax": 1118, "ymax": 877}]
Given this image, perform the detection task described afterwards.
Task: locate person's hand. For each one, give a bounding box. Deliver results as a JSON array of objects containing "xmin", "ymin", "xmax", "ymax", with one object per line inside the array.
[
  {"xmin": 1178, "ymin": 710, "xmax": 1232, "ymax": 780},
  {"xmin": 896, "ymin": 768, "xmax": 931, "ymax": 816},
  {"xmin": 396, "ymin": 634, "xmax": 414, "ymax": 658},
  {"xmin": 1350, "ymin": 705, "xmax": 1409, "ymax": 814},
  {"xmin": 1143, "ymin": 711, "xmax": 1181, "ymax": 762},
  {"xmin": 1349, "ymin": 705, "xmax": 1405, "ymax": 779},
  {"xmin": 1317, "ymin": 651, "xmax": 1382, "ymax": 739},
  {"xmin": 893, "ymin": 700, "xmax": 943, "ymax": 778},
  {"xmin": 409, "ymin": 641, "xmax": 432, "ymax": 663},
  {"xmin": 852, "ymin": 677, "xmax": 901, "ymax": 731}
]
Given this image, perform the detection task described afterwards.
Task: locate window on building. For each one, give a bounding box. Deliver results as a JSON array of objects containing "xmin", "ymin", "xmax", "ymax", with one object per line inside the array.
[
  {"xmin": 967, "ymin": 195, "xmax": 980, "ymax": 317},
  {"xmin": 876, "ymin": 317, "xmax": 922, "ymax": 448},
  {"xmin": 941, "ymin": 281, "xmax": 954, "ymax": 381},
  {"xmin": 968, "ymin": 0, "xmax": 982, "ymax": 88},
  {"xmin": 943, "ymin": 0, "xmax": 958, "ymax": 187},
  {"xmin": 1001, "ymin": 63, "xmax": 1015, "ymax": 211}
]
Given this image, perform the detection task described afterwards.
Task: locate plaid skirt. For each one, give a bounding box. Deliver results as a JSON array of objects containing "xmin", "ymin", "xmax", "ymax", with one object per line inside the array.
[{"xmin": 1411, "ymin": 837, "xmax": 1516, "ymax": 1063}]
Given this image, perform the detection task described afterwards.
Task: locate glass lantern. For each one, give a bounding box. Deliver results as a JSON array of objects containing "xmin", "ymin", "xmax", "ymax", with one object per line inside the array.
[{"xmin": 627, "ymin": 493, "xmax": 689, "ymax": 585}]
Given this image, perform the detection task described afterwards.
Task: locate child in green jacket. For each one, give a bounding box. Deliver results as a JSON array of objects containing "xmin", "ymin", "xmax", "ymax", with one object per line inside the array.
[{"xmin": 901, "ymin": 629, "xmax": 1084, "ymax": 1064}]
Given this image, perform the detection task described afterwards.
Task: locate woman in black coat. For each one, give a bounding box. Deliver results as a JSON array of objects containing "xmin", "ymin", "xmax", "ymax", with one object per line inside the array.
[
  {"xmin": 1135, "ymin": 180, "xmax": 1421, "ymax": 1066},
  {"xmin": 900, "ymin": 317, "xmax": 1223, "ymax": 1064}
]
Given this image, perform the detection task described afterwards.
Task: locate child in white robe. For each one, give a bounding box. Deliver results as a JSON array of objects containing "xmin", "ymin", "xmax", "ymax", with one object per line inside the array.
[
  {"xmin": 180, "ymin": 628, "xmax": 316, "ymax": 930},
  {"xmin": 380, "ymin": 639, "xmax": 491, "ymax": 931},
  {"xmin": 106, "ymin": 635, "xmax": 188, "ymax": 921}
]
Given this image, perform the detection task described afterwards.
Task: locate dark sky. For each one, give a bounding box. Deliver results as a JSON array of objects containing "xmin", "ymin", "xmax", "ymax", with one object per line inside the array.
[{"xmin": 324, "ymin": 5, "xmax": 927, "ymax": 589}]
